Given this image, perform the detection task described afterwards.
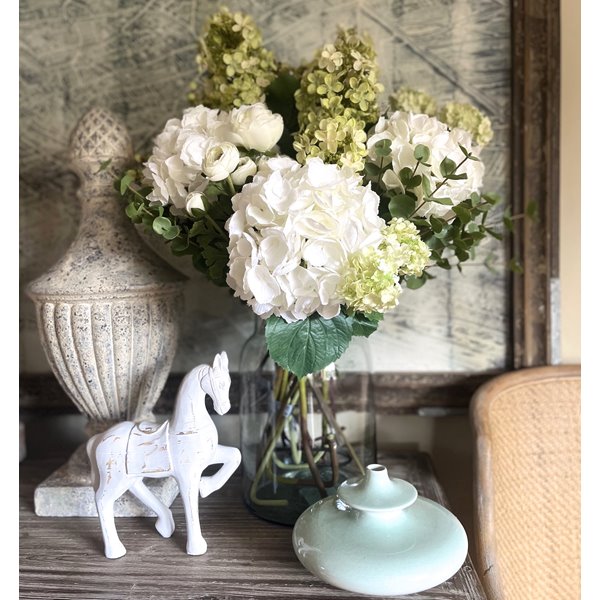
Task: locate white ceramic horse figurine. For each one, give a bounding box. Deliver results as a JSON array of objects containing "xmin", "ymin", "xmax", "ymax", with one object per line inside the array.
[{"xmin": 86, "ymin": 351, "xmax": 241, "ymax": 559}]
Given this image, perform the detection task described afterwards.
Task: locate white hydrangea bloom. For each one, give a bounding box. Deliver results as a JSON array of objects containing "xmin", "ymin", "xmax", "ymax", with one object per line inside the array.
[
  {"xmin": 366, "ymin": 111, "xmax": 485, "ymax": 218},
  {"xmin": 226, "ymin": 157, "xmax": 386, "ymax": 322}
]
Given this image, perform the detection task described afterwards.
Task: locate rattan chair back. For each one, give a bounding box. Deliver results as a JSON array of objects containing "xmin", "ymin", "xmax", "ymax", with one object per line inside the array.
[{"xmin": 470, "ymin": 365, "xmax": 581, "ymax": 600}]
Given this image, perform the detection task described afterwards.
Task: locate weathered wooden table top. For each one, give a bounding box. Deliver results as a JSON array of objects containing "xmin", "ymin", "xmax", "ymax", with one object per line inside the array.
[{"xmin": 20, "ymin": 452, "xmax": 487, "ymax": 599}]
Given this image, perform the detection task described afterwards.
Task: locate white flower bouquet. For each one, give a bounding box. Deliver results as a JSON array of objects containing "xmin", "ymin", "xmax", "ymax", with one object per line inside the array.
[
  {"xmin": 120, "ymin": 8, "xmax": 499, "ymax": 378},
  {"xmin": 118, "ymin": 7, "xmax": 502, "ymax": 519}
]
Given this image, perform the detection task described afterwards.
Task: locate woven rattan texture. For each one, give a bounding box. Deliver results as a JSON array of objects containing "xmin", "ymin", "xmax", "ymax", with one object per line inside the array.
[{"xmin": 487, "ymin": 376, "xmax": 580, "ymax": 600}]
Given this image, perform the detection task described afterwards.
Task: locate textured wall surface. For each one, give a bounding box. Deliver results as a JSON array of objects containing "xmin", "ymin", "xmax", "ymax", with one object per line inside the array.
[{"xmin": 19, "ymin": 0, "xmax": 511, "ymax": 374}]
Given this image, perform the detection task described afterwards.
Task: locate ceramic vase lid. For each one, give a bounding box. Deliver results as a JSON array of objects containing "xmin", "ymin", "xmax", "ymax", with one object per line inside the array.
[{"xmin": 292, "ymin": 463, "xmax": 468, "ymax": 596}]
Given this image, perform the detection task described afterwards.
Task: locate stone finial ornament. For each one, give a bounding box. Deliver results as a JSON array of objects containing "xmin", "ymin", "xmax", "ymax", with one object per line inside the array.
[
  {"xmin": 87, "ymin": 352, "xmax": 241, "ymax": 559},
  {"xmin": 26, "ymin": 107, "xmax": 187, "ymax": 436}
]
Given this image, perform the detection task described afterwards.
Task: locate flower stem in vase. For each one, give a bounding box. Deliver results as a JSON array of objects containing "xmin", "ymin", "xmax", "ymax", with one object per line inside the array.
[
  {"xmin": 242, "ymin": 355, "xmax": 373, "ymax": 525},
  {"xmin": 298, "ymin": 377, "xmax": 328, "ymax": 497}
]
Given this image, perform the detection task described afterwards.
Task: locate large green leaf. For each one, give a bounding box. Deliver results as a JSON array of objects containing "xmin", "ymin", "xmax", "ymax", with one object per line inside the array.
[
  {"xmin": 265, "ymin": 314, "xmax": 353, "ymax": 377},
  {"xmin": 348, "ymin": 312, "xmax": 383, "ymax": 337}
]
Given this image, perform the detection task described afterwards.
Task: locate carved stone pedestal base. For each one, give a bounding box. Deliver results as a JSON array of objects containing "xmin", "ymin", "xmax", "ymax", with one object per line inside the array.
[{"xmin": 34, "ymin": 445, "xmax": 179, "ymax": 517}]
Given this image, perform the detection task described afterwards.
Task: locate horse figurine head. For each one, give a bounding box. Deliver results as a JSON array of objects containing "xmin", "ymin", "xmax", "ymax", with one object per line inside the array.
[{"xmin": 202, "ymin": 351, "xmax": 231, "ymax": 415}]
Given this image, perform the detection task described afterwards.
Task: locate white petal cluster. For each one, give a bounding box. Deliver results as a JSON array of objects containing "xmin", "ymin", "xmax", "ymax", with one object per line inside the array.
[
  {"xmin": 366, "ymin": 111, "xmax": 485, "ymax": 218},
  {"xmin": 226, "ymin": 157, "xmax": 386, "ymax": 322},
  {"xmin": 143, "ymin": 103, "xmax": 283, "ymax": 209}
]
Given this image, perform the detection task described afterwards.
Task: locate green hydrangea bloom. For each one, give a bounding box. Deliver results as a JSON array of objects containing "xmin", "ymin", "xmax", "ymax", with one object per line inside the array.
[
  {"xmin": 384, "ymin": 217, "xmax": 431, "ymax": 277},
  {"xmin": 293, "ymin": 28, "xmax": 384, "ymax": 170},
  {"xmin": 389, "ymin": 87, "xmax": 437, "ymax": 116},
  {"xmin": 438, "ymin": 101, "xmax": 494, "ymax": 147},
  {"xmin": 190, "ymin": 7, "xmax": 278, "ymax": 109},
  {"xmin": 340, "ymin": 218, "xmax": 431, "ymax": 314},
  {"xmin": 340, "ymin": 248, "xmax": 402, "ymax": 314}
]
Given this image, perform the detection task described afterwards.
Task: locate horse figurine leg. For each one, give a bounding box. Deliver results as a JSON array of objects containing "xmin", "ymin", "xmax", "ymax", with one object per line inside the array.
[
  {"xmin": 175, "ymin": 465, "xmax": 207, "ymax": 556},
  {"xmin": 87, "ymin": 424, "xmax": 176, "ymax": 559},
  {"xmin": 128, "ymin": 480, "xmax": 175, "ymax": 539},
  {"xmin": 199, "ymin": 445, "xmax": 242, "ymax": 498},
  {"xmin": 87, "ymin": 429, "xmax": 130, "ymax": 559}
]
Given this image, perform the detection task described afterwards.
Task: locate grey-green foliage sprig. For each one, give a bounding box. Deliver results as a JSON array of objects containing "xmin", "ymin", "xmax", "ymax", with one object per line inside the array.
[
  {"xmin": 116, "ymin": 167, "xmax": 236, "ymax": 288},
  {"xmin": 366, "ymin": 140, "xmax": 502, "ymax": 288}
]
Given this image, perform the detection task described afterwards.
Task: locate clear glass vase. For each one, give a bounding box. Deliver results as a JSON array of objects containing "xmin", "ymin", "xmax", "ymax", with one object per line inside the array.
[{"xmin": 239, "ymin": 316, "xmax": 376, "ymax": 525}]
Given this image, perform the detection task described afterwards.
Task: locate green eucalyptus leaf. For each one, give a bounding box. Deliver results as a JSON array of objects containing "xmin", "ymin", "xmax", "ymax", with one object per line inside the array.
[
  {"xmin": 374, "ymin": 138, "xmax": 392, "ymax": 157},
  {"xmin": 399, "ymin": 167, "xmax": 413, "ymax": 186},
  {"xmin": 431, "ymin": 196, "xmax": 454, "ymax": 205},
  {"xmin": 430, "ymin": 216, "xmax": 445, "ymax": 234},
  {"xmin": 414, "ymin": 144, "xmax": 430, "ymax": 162},
  {"xmin": 348, "ymin": 312, "xmax": 382, "ymax": 337},
  {"xmin": 484, "ymin": 226, "xmax": 503, "ymax": 240},
  {"xmin": 265, "ymin": 314, "xmax": 353, "ymax": 378},
  {"xmin": 482, "ymin": 193, "xmax": 501, "ymax": 205},
  {"xmin": 455, "ymin": 247, "xmax": 470, "ymax": 262},
  {"xmin": 189, "ymin": 221, "xmax": 208, "ymax": 237},
  {"xmin": 96, "ymin": 158, "xmax": 112, "ymax": 173},
  {"xmin": 503, "ymin": 215, "xmax": 514, "ymax": 232},
  {"xmin": 421, "ymin": 176, "xmax": 432, "ymax": 197},
  {"xmin": 120, "ymin": 173, "xmax": 135, "ymax": 195},
  {"xmin": 445, "ymin": 173, "xmax": 468, "ymax": 180},
  {"xmin": 426, "ymin": 235, "xmax": 444, "ymax": 251},
  {"xmin": 141, "ymin": 214, "xmax": 154, "ymax": 229},
  {"xmin": 405, "ymin": 273, "xmax": 428, "ymax": 289},
  {"xmin": 125, "ymin": 202, "xmax": 140, "ymax": 220},
  {"xmin": 163, "ymin": 225, "xmax": 180, "ymax": 240},
  {"xmin": 453, "ymin": 204, "xmax": 471, "ymax": 225},
  {"xmin": 364, "ymin": 161, "xmax": 381, "ymax": 178},
  {"xmin": 152, "ymin": 216, "xmax": 173, "ymax": 236},
  {"xmin": 440, "ymin": 157, "xmax": 457, "ymax": 177},
  {"xmin": 389, "ymin": 194, "xmax": 416, "ymax": 218},
  {"xmin": 170, "ymin": 237, "xmax": 189, "ymax": 253},
  {"xmin": 408, "ymin": 174, "xmax": 422, "ymax": 188}
]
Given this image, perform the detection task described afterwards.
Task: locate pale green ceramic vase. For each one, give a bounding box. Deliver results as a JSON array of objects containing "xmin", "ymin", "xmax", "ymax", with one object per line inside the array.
[{"xmin": 292, "ymin": 463, "xmax": 468, "ymax": 596}]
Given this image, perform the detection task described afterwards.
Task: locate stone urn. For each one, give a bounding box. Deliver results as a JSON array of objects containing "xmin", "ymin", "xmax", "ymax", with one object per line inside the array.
[{"xmin": 26, "ymin": 107, "xmax": 187, "ymax": 516}]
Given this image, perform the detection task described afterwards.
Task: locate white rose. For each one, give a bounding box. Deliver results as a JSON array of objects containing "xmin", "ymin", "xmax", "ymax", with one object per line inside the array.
[
  {"xmin": 203, "ymin": 142, "xmax": 240, "ymax": 181},
  {"xmin": 180, "ymin": 134, "xmax": 213, "ymax": 169},
  {"xmin": 180, "ymin": 104, "xmax": 226, "ymax": 137},
  {"xmin": 231, "ymin": 156, "xmax": 258, "ymax": 186},
  {"xmin": 227, "ymin": 103, "xmax": 284, "ymax": 152}
]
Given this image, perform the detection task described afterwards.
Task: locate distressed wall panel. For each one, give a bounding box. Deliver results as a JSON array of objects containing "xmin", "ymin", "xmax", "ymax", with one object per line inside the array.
[{"xmin": 19, "ymin": 0, "xmax": 511, "ymax": 375}]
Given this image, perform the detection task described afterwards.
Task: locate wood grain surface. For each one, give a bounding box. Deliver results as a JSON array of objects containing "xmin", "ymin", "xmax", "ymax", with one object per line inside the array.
[{"xmin": 20, "ymin": 452, "xmax": 487, "ymax": 599}]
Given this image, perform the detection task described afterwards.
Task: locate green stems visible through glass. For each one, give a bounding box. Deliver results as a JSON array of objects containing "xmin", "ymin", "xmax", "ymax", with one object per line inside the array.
[{"xmin": 248, "ymin": 363, "xmax": 365, "ymax": 507}]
